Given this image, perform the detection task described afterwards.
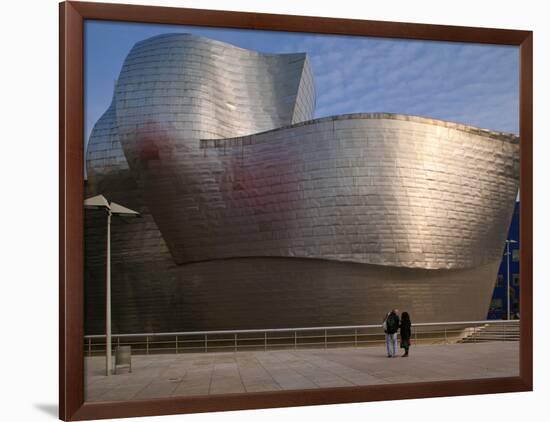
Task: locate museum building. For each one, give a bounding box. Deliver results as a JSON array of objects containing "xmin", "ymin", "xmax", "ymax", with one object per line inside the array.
[{"xmin": 85, "ymin": 33, "xmax": 520, "ymax": 334}]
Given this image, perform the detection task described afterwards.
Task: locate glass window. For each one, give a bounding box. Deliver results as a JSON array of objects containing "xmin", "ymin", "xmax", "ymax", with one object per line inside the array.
[
  {"xmin": 512, "ymin": 273, "xmax": 520, "ymax": 286},
  {"xmin": 496, "ymin": 274, "xmax": 504, "ymax": 287},
  {"xmin": 512, "ymin": 248, "xmax": 520, "ymax": 262}
]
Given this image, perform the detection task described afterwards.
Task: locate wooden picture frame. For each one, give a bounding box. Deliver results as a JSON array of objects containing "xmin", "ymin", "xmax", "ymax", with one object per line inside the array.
[{"xmin": 59, "ymin": 1, "xmax": 533, "ymax": 420}]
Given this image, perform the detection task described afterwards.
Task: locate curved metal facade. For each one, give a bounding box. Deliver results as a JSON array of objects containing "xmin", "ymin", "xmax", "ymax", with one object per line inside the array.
[{"xmin": 85, "ymin": 34, "xmax": 519, "ymax": 334}]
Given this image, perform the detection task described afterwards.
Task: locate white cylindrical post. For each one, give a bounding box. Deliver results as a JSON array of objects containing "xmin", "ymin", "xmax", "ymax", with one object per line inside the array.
[
  {"xmin": 506, "ymin": 240, "xmax": 511, "ymax": 320},
  {"xmin": 106, "ymin": 211, "xmax": 112, "ymax": 376}
]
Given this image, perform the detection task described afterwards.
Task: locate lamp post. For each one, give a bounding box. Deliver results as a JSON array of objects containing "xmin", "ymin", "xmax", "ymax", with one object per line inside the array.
[
  {"xmin": 504, "ymin": 239, "xmax": 518, "ymax": 320},
  {"xmin": 84, "ymin": 195, "xmax": 140, "ymax": 375}
]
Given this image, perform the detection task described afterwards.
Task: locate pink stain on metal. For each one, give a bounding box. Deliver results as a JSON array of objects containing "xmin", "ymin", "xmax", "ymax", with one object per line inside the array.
[{"xmin": 135, "ymin": 121, "xmax": 174, "ymax": 169}]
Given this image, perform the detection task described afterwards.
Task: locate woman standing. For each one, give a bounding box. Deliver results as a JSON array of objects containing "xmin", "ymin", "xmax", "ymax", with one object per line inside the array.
[{"xmin": 400, "ymin": 312, "xmax": 412, "ymax": 357}]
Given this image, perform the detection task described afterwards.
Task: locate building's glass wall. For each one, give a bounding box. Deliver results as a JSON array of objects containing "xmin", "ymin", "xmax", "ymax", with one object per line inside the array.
[{"xmin": 488, "ymin": 201, "xmax": 520, "ymax": 319}]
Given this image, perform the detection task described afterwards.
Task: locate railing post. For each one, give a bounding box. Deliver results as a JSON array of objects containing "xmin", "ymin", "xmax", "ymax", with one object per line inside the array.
[
  {"xmin": 294, "ymin": 331, "xmax": 297, "ymax": 349},
  {"xmin": 264, "ymin": 332, "xmax": 267, "ymax": 351},
  {"xmin": 354, "ymin": 328, "xmax": 357, "ymax": 347},
  {"xmin": 176, "ymin": 335, "xmax": 178, "ymax": 354},
  {"xmin": 444, "ymin": 328, "xmax": 447, "ymax": 344},
  {"xmin": 88, "ymin": 338, "xmax": 92, "ymax": 357},
  {"xmin": 146, "ymin": 336, "xmax": 149, "ymax": 355},
  {"xmin": 205, "ymin": 334, "xmax": 208, "ymax": 353},
  {"xmin": 324, "ymin": 329, "xmax": 327, "ymax": 349},
  {"xmin": 414, "ymin": 327, "xmax": 417, "ymax": 345},
  {"xmin": 473, "ymin": 327, "xmax": 477, "ymax": 344},
  {"xmin": 234, "ymin": 333, "xmax": 237, "ymax": 352}
]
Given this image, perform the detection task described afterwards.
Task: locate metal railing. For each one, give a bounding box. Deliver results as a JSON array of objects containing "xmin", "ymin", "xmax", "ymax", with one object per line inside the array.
[{"xmin": 84, "ymin": 319, "xmax": 520, "ymax": 357}]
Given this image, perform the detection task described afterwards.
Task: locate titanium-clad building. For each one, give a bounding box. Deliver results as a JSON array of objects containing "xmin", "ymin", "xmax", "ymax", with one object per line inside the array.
[{"xmin": 85, "ymin": 33, "xmax": 520, "ymax": 335}]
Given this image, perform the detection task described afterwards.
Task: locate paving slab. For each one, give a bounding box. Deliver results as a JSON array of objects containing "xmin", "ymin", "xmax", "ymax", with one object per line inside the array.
[{"xmin": 85, "ymin": 342, "xmax": 519, "ymax": 402}]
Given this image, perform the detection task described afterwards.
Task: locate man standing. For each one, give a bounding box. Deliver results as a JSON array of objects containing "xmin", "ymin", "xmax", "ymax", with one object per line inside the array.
[{"xmin": 384, "ymin": 309, "xmax": 400, "ymax": 357}]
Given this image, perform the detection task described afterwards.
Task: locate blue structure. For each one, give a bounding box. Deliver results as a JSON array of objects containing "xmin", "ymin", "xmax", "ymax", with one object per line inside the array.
[{"xmin": 487, "ymin": 201, "xmax": 520, "ymax": 319}]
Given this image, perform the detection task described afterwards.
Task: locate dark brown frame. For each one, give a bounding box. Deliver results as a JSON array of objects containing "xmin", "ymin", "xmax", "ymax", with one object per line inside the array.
[{"xmin": 59, "ymin": 1, "xmax": 533, "ymax": 420}]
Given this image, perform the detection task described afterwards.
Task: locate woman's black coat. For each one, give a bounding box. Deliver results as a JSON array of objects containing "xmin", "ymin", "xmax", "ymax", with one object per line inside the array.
[{"xmin": 400, "ymin": 320, "xmax": 412, "ymax": 348}]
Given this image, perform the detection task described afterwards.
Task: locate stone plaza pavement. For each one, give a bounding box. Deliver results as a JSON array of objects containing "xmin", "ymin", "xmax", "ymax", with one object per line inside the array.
[{"xmin": 85, "ymin": 342, "xmax": 519, "ymax": 402}]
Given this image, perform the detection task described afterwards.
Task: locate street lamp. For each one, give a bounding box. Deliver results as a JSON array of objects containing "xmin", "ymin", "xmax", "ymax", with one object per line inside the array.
[
  {"xmin": 84, "ymin": 195, "xmax": 140, "ymax": 375},
  {"xmin": 504, "ymin": 239, "xmax": 518, "ymax": 320}
]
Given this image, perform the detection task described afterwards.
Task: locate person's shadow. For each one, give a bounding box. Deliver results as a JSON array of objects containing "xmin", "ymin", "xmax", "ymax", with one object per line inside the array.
[{"xmin": 34, "ymin": 403, "xmax": 57, "ymax": 419}]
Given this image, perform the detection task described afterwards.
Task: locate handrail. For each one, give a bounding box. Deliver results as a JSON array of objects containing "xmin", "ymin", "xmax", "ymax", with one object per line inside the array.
[
  {"xmin": 84, "ymin": 320, "xmax": 519, "ymax": 357},
  {"xmin": 84, "ymin": 319, "xmax": 519, "ymax": 339}
]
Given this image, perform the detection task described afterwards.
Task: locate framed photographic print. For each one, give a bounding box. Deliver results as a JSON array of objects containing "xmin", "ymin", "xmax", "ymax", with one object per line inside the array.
[{"xmin": 59, "ymin": 1, "xmax": 533, "ymax": 420}]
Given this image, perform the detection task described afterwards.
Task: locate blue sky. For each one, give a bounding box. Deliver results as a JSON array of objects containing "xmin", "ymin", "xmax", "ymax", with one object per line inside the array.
[{"xmin": 85, "ymin": 20, "xmax": 519, "ymax": 144}]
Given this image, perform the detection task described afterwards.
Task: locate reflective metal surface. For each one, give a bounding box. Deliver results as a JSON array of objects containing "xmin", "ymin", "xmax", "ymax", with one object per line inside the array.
[{"xmin": 85, "ymin": 34, "xmax": 519, "ymax": 334}]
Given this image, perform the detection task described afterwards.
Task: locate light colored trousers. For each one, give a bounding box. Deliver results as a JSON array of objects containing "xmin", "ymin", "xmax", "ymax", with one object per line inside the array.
[{"xmin": 385, "ymin": 333, "xmax": 398, "ymax": 356}]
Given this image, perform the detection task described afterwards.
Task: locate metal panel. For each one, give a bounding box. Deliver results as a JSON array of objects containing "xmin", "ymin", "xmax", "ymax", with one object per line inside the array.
[{"xmin": 85, "ymin": 34, "xmax": 519, "ymax": 334}]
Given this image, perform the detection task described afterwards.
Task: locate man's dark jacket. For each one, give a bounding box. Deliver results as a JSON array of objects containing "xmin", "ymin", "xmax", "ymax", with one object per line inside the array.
[{"xmin": 385, "ymin": 312, "xmax": 400, "ymax": 335}]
